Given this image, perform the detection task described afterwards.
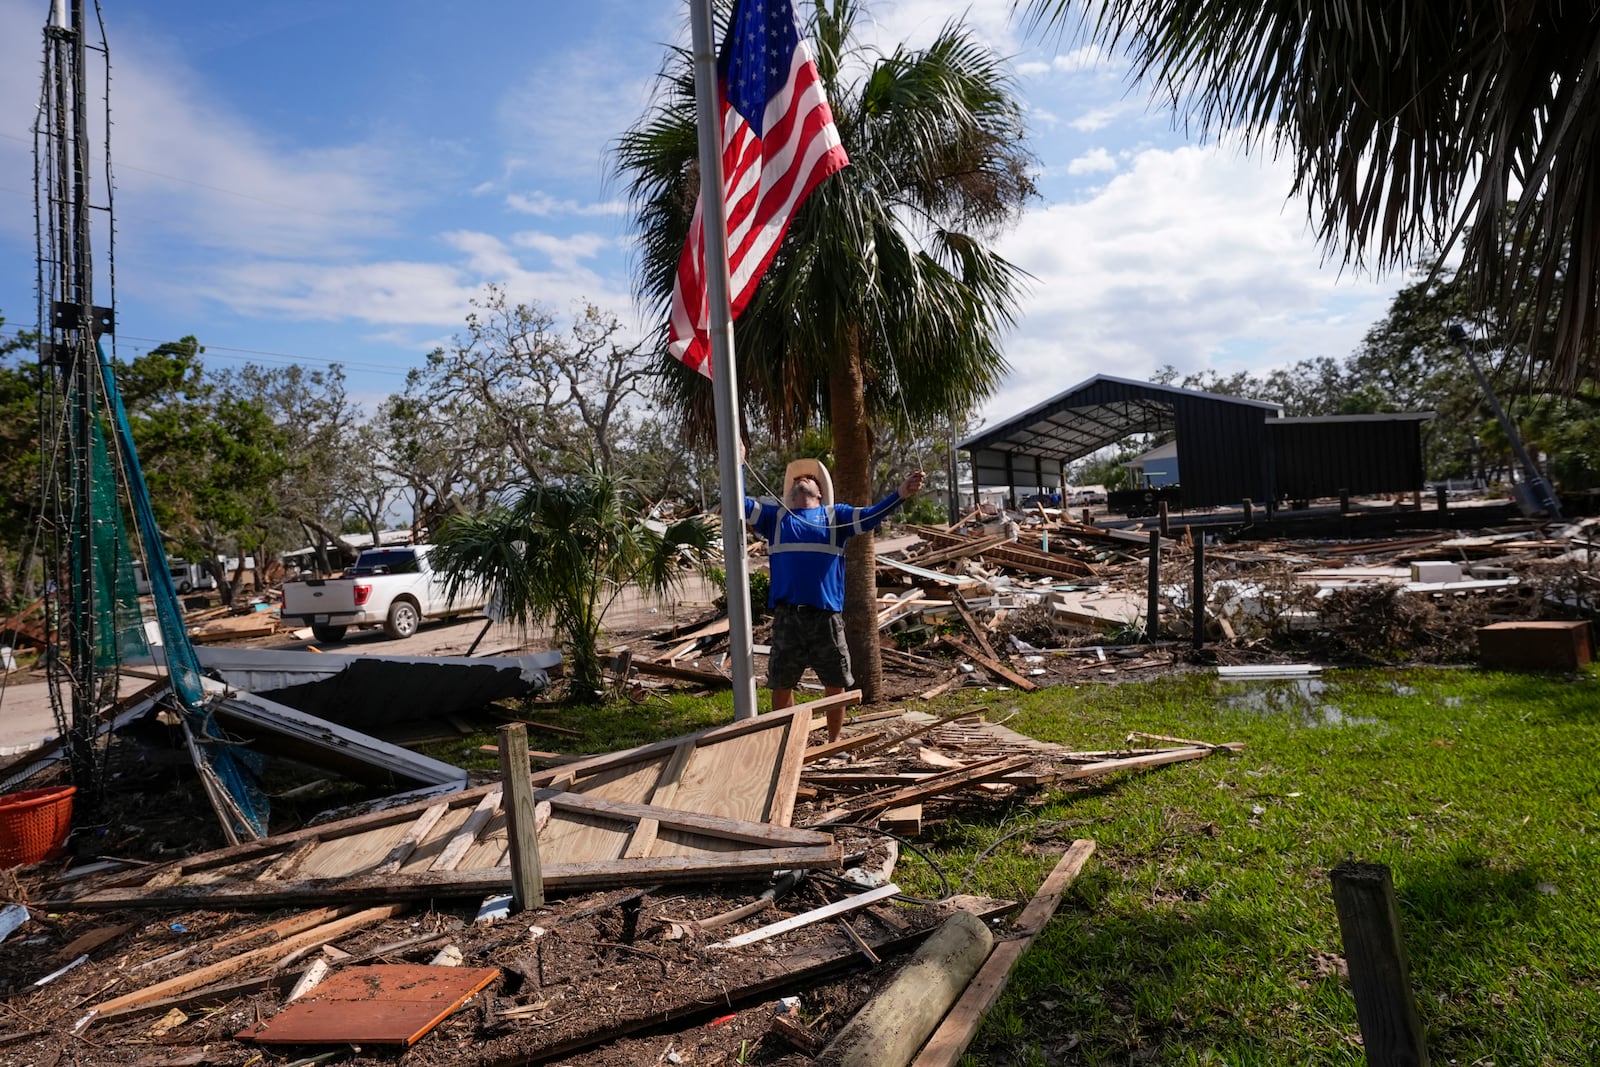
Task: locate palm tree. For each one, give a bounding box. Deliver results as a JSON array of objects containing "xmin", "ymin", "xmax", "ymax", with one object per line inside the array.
[
  {"xmin": 1021, "ymin": 0, "xmax": 1600, "ymax": 390},
  {"xmin": 428, "ymin": 470, "xmax": 716, "ymax": 698},
  {"xmin": 617, "ymin": 0, "xmax": 1035, "ymax": 701}
]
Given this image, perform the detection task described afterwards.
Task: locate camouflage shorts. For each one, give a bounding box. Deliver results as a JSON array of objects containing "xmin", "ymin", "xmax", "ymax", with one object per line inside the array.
[{"xmin": 767, "ymin": 604, "xmax": 853, "ymax": 690}]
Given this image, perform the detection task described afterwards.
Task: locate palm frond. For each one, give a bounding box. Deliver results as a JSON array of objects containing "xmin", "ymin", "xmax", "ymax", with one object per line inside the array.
[{"xmin": 1021, "ymin": 0, "xmax": 1600, "ymax": 387}]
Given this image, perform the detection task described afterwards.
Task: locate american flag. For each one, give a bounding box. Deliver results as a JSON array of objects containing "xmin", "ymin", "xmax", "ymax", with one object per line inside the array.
[{"xmin": 667, "ymin": 0, "xmax": 850, "ymax": 376}]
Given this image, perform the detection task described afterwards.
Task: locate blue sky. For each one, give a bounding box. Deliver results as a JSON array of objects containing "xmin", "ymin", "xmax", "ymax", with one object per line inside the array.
[{"xmin": 0, "ymin": 0, "xmax": 1406, "ymax": 428}]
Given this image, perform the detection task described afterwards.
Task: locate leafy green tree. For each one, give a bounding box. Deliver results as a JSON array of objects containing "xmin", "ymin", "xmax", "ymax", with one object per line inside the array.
[
  {"xmin": 116, "ymin": 339, "xmax": 289, "ymax": 604},
  {"xmin": 429, "ymin": 470, "xmax": 716, "ymax": 698},
  {"xmin": 619, "ymin": 0, "xmax": 1035, "ymax": 700},
  {"xmin": 1022, "ymin": 0, "xmax": 1600, "ymax": 388},
  {"xmin": 219, "ymin": 362, "xmax": 374, "ymax": 570}
]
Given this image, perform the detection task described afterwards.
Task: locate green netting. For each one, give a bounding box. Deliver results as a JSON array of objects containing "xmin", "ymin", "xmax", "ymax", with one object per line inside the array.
[
  {"xmin": 88, "ymin": 408, "xmax": 150, "ymax": 668},
  {"xmin": 95, "ymin": 339, "xmax": 268, "ymax": 838}
]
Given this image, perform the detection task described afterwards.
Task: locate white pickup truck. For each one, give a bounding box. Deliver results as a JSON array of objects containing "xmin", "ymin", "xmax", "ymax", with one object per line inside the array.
[{"xmin": 280, "ymin": 544, "xmax": 487, "ymax": 643}]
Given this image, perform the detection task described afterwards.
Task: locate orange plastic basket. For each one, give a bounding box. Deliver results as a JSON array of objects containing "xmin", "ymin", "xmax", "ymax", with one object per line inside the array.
[{"xmin": 0, "ymin": 785, "xmax": 76, "ymax": 868}]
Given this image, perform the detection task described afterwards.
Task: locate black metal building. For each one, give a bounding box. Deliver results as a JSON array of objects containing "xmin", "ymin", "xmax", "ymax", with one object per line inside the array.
[{"xmin": 962, "ymin": 375, "xmax": 1432, "ymax": 509}]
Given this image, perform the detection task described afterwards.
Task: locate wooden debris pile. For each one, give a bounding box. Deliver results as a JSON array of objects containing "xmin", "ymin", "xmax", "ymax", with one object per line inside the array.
[
  {"xmin": 0, "ymin": 697, "xmax": 1240, "ymax": 1067},
  {"xmin": 864, "ymin": 512, "xmax": 1599, "ymax": 668}
]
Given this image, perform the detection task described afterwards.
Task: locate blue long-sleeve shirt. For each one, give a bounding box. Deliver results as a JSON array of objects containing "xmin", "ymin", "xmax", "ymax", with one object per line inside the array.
[{"xmin": 745, "ymin": 492, "xmax": 903, "ymax": 612}]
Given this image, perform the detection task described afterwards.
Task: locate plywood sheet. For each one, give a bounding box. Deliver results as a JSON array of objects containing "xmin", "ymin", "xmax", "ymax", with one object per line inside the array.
[
  {"xmin": 529, "ymin": 706, "xmax": 811, "ymax": 827},
  {"xmin": 237, "ymin": 964, "xmax": 499, "ymax": 1045}
]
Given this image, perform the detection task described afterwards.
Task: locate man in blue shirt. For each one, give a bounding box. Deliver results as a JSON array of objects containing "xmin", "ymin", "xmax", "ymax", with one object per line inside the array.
[{"xmin": 746, "ymin": 461, "xmax": 925, "ymax": 740}]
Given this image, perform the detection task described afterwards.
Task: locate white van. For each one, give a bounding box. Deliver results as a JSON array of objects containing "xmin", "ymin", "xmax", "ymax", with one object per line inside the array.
[{"xmin": 133, "ymin": 560, "xmax": 219, "ymax": 596}]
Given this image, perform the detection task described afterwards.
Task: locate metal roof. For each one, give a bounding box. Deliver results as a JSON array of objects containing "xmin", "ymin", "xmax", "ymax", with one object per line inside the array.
[{"xmin": 961, "ymin": 374, "xmax": 1282, "ymax": 460}]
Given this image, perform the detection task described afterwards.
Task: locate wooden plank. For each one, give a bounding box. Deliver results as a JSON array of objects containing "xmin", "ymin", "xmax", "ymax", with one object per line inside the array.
[
  {"xmin": 626, "ymin": 657, "xmax": 731, "ymax": 687},
  {"xmin": 1330, "ymin": 862, "xmax": 1432, "ymax": 1067},
  {"xmin": 621, "ymin": 740, "xmax": 694, "ymax": 859},
  {"xmin": 431, "ymin": 788, "xmax": 504, "ymax": 872},
  {"xmin": 948, "ymin": 594, "xmax": 999, "ymax": 660},
  {"xmin": 53, "ymin": 923, "xmax": 134, "ymax": 961},
  {"xmin": 212, "ymin": 907, "xmax": 348, "ymax": 952},
  {"xmin": 1053, "ymin": 746, "xmax": 1232, "ymax": 781},
  {"xmin": 909, "ymin": 534, "xmax": 1009, "ymax": 569},
  {"xmin": 372, "ymin": 803, "xmax": 450, "ymax": 876},
  {"xmin": 88, "ymin": 905, "xmax": 406, "ymax": 1019},
  {"xmin": 798, "ymin": 688, "xmax": 865, "ymax": 728},
  {"xmin": 802, "ymin": 731, "xmax": 884, "ymax": 764},
  {"xmin": 941, "ymin": 637, "xmax": 1039, "ymax": 692},
  {"xmin": 711, "ymin": 883, "xmax": 902, "ymax": 948},
  {"xmin": 852, "ymin": 706, "xmax": 985, "ymax": 760},
  {"xmin": 976, "ymin": 542, "xmax": 1097, "ymax": 579},
  {"xmin": 63, "ymin": 847, "xmax": 846, "ymax": 910},
  {"xmin": 767, "ymin": 697, "xmax": 815, "ymax": 828},
  {"xmin": 498, "ymin": 724, "xmax": 544, "ymax": 911},
  {"xmin": 912, "ymin": 840, "xmax": 1097, "ymax": 1067},
  {"xmin": 814, "ymin": 755, "xmax": 1036, "ymax": 824},
  {"xmin": 880, "ymin": 805, "xmax": 922, "ymax": 836}
]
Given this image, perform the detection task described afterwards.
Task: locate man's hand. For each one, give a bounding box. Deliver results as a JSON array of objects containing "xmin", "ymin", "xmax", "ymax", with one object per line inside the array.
[{"xmin": 899, "ymin": 470, "xmax": 926, "ymax": 498}]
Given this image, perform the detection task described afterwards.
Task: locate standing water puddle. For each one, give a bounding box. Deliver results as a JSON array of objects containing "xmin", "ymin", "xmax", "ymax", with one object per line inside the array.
[{"xmin": 1213, "ymin": 677, "xmax": 1381, "ymax": 728}]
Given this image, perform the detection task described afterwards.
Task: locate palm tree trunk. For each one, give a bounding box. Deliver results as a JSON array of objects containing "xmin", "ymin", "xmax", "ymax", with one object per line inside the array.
[{"xmin": 829, "ymin": 331, "xmax": 883, "ymax": 703}]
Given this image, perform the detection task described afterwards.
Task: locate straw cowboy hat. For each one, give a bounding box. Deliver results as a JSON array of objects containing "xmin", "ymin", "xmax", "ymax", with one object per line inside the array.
[{"xmin": 782, "ymin": 458, "xmax": 834, "ymax": 508}]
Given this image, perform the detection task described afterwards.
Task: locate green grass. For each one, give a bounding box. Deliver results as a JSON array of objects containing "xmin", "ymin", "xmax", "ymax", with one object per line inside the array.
[
  {"xmin": 929, "ymin": 668, "xmax": 1600, "ymax": 1066},
  {"xmin": 437, "ymin": 668, "xmax": 1600, "ymax": 1064}
]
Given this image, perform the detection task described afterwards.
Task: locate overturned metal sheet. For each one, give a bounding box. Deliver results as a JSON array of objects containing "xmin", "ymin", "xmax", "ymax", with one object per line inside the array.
[{"xmin": 160, "ymin": 646, "xmax": 561, "ymax": 728}]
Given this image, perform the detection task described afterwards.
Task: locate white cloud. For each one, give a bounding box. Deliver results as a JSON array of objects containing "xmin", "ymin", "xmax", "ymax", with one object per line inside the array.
[
  {"xmin": 497, "ymin": 42, "xmax": 660, "ymax": 188},
  {"xmin": 1053, "ymin": 45, "xmax": 1114, "ymax": 73},
  {"xmin": 511, "ymin": 230, "xmax": 610, "ymax": 273},
  {"xmin": 1070, "ymin": 101, "xmax": 1139, "ymax": 133},
  {"xmin": 984, "ymin": 144, "xmax": 1400, "ymax": 424},
  {"xmin": 506, "ymin": 191, "xmax": 628, "ymax": 218},
  {"xmin": 1066, "ymin": 148, "xmax": 1118, "ymax": 176}
]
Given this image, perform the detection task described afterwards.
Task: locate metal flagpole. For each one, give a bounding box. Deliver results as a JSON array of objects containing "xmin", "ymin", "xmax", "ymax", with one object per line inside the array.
[{"xmin": 688, "ymin": 0, "xmax": 758, "ymax": 720}]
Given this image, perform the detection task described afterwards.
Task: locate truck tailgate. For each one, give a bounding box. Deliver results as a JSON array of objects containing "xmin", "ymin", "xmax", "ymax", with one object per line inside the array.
[{"xmin": 283, "ymin": 579, "xmax": 360, "ymax": 616}]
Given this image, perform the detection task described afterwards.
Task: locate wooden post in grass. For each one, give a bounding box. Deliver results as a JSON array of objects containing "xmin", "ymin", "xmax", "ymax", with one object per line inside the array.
[
  {"xmin": 1145, "ymin": 530, "xmax": 1160, "ymax": 643},
  {"xmin": 1191, "ymin": 535, "xmax": 1205, "ymax": 651},
  {"xmin": 1329, "ymin": 861, "xmax": 1429, "ymax": 1067},
  {"xmin": 498, "ymin": 723, "xmax": 545, "ymax": 911}
]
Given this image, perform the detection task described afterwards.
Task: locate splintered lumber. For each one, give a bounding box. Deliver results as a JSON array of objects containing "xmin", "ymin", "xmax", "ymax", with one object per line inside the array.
[
  {"xmin": 799, "ymin": 688, "xmax": 865, "ymax": 732},
  {"xmin": 626, "ymin": 656, "xmax": 732, "ymax": 688},
  {"xmin": 803, "ymin": 731, "xmax": 885, "ymax": 763},
  {"xmin": 711, "ymin": 883, "xmax": 902, "ymax": 949},
  {"xmin": 852, "ymin": 706, "xmax": 987, "ymax": 759},
  {"xmin": 87, "ymin": 905, "xmax": 407, "ymax": 1021},
  {"xmin": 909, "ymin": 534, "xmax": 1010, "ymax": 569},
  {"xmin": 948, "ymin": 594, "xmax": 999, "ymax": 660},
  {"xmin": 912, "ymin": 840, "xmax": 1097, "ymax": 1067},
  {"xmin": 880, "ymin": 804, "xmax": 922, "ymax": 835},
  {"xmin": 876, "ymin": 555, "xmax": 984, "ymax": 589},
  {"xmin": 975, "ymin": 540, "xmax": 1097, "ymax": 579},
  {"xmin": 821, "ymin": 910, "xmax": 995, "ymax": 1067},
  {"xmin": 941, "ymin": 636, "xmax": 1038, "ymax": 691},
  {"xmin": 1052, "ymin": 744, "xmax": 1240, "ymax": 782},
  {"xmin": 468, "ymin": 895, "xmax": 1020, "ymax": 1066},
  {"xmin": 877, "ymin": 589, "xmax": 927, "ymax": 627},
  {"xmin": 812, "ymin": 755, "xmax": 1036, "ymax": 825}
]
